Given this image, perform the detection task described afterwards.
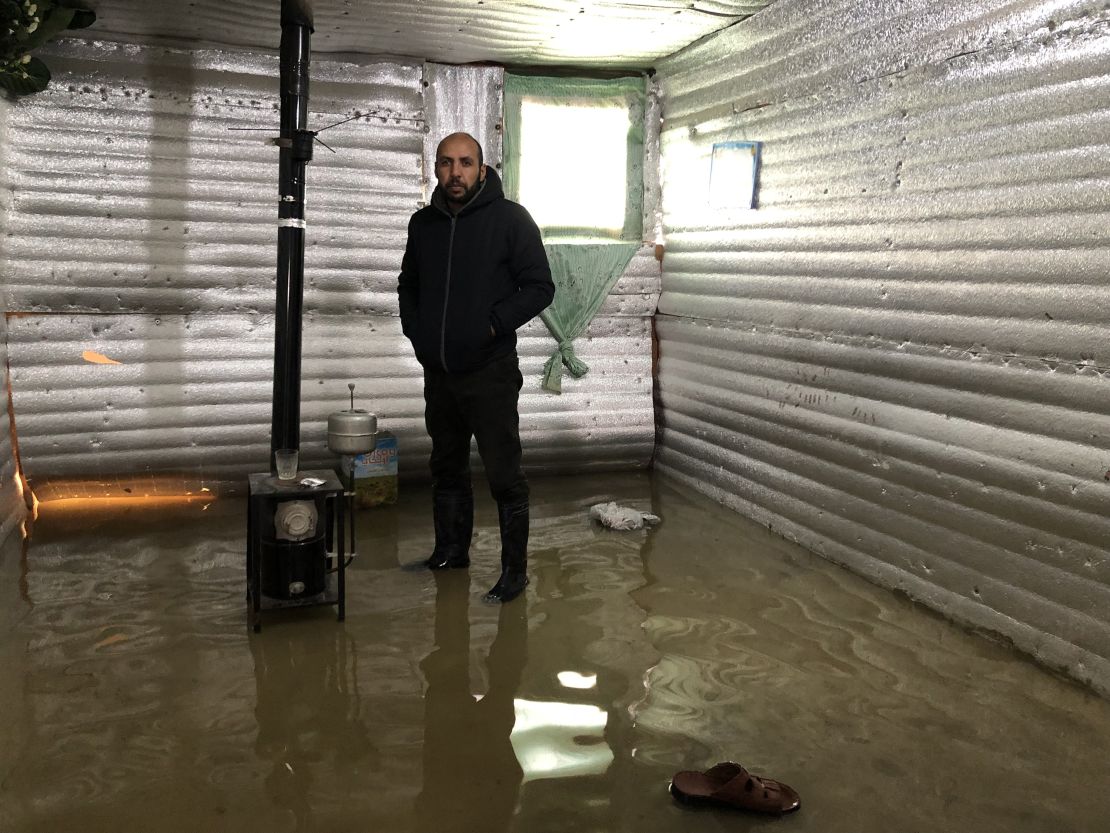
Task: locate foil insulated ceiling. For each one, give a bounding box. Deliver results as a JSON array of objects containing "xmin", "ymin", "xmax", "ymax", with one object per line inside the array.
[{"xmin": 70, "ymin": 1, "xmax": 774, "ymax": 68}]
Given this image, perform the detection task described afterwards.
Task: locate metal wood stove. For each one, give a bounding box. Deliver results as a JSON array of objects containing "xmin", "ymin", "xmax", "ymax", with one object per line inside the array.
[
  {"xmin": 246, "ymin": 469, "xmax": 346, "ymax": 631},
  {"xmin": 245, "ymin": 0, "xmax": 355, "ymax": 631}
]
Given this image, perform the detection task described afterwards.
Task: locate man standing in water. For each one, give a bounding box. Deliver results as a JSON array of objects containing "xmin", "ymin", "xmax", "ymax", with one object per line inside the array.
[{"xmin": 398, "ymin": 132, "xmax": 554, "ymax": 603}]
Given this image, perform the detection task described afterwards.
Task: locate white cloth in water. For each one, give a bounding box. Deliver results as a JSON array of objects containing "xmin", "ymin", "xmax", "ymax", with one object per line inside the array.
[{"xmin": 588, "ymin": 502, "xmax": 661, "ymax": 530}]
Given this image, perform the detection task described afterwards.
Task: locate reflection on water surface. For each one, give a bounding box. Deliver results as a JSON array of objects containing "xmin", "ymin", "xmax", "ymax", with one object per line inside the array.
[{"xmin": 0, "ymin": 472, "xmax": 1108, "ymax": 833}]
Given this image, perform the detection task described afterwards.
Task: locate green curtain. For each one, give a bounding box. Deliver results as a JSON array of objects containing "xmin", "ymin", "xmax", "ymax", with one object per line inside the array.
[
  {"xmin": 503, "ymin": 73, "xmax": 647, "ymax": 393},
  {"xmin": 541, "ymin": 242, "xmax": 638, "ymax": 393}
]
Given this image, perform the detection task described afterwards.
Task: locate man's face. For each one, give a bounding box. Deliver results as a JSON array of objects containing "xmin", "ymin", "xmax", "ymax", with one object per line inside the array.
[{"xmin": 435, "ymin": 135, "xmax": 485, "ymax": 208}]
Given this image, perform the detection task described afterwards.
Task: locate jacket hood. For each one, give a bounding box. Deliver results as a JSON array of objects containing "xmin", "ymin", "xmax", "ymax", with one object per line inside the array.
[{"xmin": 431, "ymin": 166, "xmax": 505, "ymax": 216}]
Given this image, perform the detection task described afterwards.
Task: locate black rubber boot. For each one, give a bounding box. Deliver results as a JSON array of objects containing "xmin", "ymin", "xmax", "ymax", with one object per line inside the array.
[
  {"xmin": 424, "ymin": 490, "xmax": 473, "ymax": 570},
  {"xmin": 483, "ymin": 500, "xmax": 529, "ymax": 604}
]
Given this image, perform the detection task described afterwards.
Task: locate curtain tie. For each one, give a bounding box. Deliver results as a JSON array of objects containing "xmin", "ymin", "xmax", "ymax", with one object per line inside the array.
[{"xmin": 542, "ymin": 340, "xmax": 590, "ymax": 393}]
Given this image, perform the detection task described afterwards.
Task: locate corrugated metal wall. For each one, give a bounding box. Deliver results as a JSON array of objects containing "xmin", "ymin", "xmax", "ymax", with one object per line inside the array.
[
  {"xmin": 0, "ymin": 314, "xmax": 26, "ymax": 541},
  {"xmin": 1, "ymin": 42, "xmax": 658, "ymax": 502},
  {"xmin": 654, "ymin": 0, "xmax": 1110, "ymax": 693},
  {"xmin": 422, "ymin": 63, "xmax": 504, "ymax": 195},
  {"xmin": 0, "ymin": 92, "xmax": 28, "ymax": 540}
]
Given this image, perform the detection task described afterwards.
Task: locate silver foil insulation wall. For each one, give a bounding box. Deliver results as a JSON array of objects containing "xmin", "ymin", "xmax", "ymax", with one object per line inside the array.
[
  {"xmin": 654, "ymin": 0, "xmax": 1110, "ymax": 693},
  {"xmin": 0, "ymin": 42, "xmax": 660, "ymax": 503}
]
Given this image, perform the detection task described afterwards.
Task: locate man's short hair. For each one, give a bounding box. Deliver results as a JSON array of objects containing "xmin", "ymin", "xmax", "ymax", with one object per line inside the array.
[{"xmin": 438, "ymin": 132, "xmax": 484, "ymax": 168}]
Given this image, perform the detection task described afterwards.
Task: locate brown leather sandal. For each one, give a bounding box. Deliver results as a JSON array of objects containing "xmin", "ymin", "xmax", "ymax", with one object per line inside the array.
[{"xmin": 670, "ymin": 761, "xmax": 801, "ymax": 814}]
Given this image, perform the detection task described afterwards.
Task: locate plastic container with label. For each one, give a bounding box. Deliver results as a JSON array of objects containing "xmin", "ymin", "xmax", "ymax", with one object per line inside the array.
[{"xmin": 353, "ymin": 430, "xmax": 398, "ymax": 507}]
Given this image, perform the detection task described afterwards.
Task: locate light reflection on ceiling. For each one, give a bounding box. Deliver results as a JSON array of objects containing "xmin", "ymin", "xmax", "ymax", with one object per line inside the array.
[{"xmin": 75, "ymin": 1, "xmax": 776, "ymax": 68}]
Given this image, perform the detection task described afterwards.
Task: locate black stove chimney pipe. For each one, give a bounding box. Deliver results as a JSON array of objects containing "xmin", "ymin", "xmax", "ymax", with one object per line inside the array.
[{"xmin": 270, "ymin": 0, "xmax": 314, "ymax": 469}]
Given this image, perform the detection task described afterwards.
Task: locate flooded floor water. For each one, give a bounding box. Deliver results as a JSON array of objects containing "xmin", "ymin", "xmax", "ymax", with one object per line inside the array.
[{"xmin": 1, "ymin": 471, "xmax": 1109, "ymax": 833}]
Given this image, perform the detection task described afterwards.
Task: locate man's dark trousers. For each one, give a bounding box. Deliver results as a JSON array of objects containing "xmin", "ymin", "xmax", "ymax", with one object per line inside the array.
[{"xmin": 423, "ymin": 352, "xmax": 528, "ymax": 504}]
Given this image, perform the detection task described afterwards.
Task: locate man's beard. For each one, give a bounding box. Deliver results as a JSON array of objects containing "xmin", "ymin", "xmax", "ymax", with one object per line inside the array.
[{"xmin": 446, "ymin": 177, "xmax": 483, "ymax": 206}]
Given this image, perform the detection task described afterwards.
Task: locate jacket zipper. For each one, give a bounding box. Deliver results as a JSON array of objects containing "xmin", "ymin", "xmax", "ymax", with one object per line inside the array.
[{"xmin": 440, "ymin": 215, "xmax": 457, "ymax": 372}]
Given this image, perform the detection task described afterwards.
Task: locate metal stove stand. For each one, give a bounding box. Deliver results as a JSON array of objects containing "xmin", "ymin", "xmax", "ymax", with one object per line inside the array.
[{"xmin": 246, "ymin": 469, "xmax": 347, "ymax": 632}]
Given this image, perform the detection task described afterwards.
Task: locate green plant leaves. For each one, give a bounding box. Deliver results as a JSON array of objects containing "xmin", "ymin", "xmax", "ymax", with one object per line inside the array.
[
  {"xmin": 68, "ymin": 10, "xmax": 96, "ymax": 29},
  {"xmin": 20, "ymin": 8, "xmax": 77, "ymax": 52},
  {"xmin": 0, "ymin": 1, "xmax": 23, "ymax": 25},
  {"xmin": 0, "ymin": 56, "xmax": 51, "ymax": 95},
  {"xmin": 58, "ymin": 1, "xmax": 97, "ymax": 29},
  {"xmin": 0, "ymin": 3, "xmax": 96, "ymax": 96}
]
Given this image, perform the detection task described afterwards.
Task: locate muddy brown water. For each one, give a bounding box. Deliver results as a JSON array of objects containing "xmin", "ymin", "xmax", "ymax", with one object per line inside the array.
[{"xmin": 1, "ymin": 472, "xmax": 1108, "ymax": 833}]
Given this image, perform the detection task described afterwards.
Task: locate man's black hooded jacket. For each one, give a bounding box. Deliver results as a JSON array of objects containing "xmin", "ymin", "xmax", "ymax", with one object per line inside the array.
[{"xmin": 398, "ymin": 168, "xmax": 554, "ymax": 374}]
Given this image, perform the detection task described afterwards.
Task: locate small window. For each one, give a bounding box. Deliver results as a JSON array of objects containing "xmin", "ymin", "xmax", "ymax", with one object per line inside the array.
[
  {"xmin": 517, "ymin": 101, "xmax": 630, "ymax": 232},
  {"xmin": 504, "ymin": 74, "xmax": 645, "ymax": 241}
]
